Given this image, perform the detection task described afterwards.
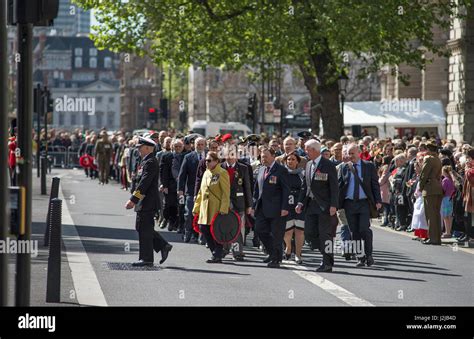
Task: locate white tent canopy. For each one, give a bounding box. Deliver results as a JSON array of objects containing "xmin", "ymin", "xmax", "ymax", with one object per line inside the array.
[{"xmin": 343, "ymin": 100, "xmax": 446, "ymax": 138}]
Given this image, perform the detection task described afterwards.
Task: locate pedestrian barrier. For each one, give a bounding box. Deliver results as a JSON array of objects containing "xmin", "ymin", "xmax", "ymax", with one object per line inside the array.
[
  {"xmin": 44, "ymin": 177, "xmax": 60, "ymax": 246},
  {"xmin": 46, "ymin": 198, "xmax": 62, "ymax": 303},
  {"xmin": 49, "ymin": 146, "xmax": 68, "ymax": 168},
  {"xmin": 67, "ymin": 146, "xmax": 81, "ymax": 168}
]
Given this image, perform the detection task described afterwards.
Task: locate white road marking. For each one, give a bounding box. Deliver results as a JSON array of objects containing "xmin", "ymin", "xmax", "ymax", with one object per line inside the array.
[
  {"xmin": 59, "ymin": 187, "xmax": 108, "ymax": 306},
  {"xmin": 281, "ymin": 263, "xmax": 374, "ymax": 306}
]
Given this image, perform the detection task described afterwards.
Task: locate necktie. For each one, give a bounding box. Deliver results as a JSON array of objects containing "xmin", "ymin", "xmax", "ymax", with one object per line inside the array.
[
  {"xmin": 198, "ymin": 153, "xmax": 202, "ymax": 161},
  {"xmin": 264, "ymin": 166, "xmax": 270, "ymax": 179},
  {"xmin": 353, "ymin": 163, "xmax": 360, "ymax": 201},
  {"xmin": 312, "ymin": 160, "xmax": 317, "ymax": 179}
]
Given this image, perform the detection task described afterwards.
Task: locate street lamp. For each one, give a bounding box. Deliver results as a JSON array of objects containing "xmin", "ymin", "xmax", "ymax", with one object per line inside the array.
[{"xmin": 337, "ymin": 71, "xmax": 349, "ymax": 135}]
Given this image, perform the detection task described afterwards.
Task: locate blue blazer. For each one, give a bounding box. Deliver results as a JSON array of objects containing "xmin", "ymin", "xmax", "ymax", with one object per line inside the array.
[
  {"xmin": 253, "ymin": 162, "xmax": 290, "ymax": 218},
  {"xmin": 178, "ymin": 151, "xmax": 200, "ymax": 196}
]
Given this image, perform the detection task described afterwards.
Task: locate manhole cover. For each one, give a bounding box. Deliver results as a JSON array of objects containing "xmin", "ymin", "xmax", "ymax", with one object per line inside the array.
[{"xmin": 105, "ymin": 262, "xmax": 161, "ymax": 271}]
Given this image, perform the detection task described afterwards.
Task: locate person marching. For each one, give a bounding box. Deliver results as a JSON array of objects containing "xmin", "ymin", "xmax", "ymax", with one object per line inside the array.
[
  {"xmin": 338, "ymin": 144, "xmax": 382, "ymax": 267},
  {"xmin": 252, "ymin": 147, "xmax": 290, "ymax": 268},
  {"xmin": 95, "ymin": 131, "xmax": 113, "ymax": 185},
  {"xmin": 283, "ymin": 151, "xmax": 306, "ymax": 264},
  {"xmin": 296, "ymin": 139, "xmax": 338, "ymax": 272},
  {"xmin": 125, "ymin": 136, "xmax": 172, "ymax": 267},
  {"xmin": 221, "ymin": 145, "xmax": 253, "ymax": 261},
  {"xmin": 193, "ymin": 151, "xmax": 231, "ymax": 263}
]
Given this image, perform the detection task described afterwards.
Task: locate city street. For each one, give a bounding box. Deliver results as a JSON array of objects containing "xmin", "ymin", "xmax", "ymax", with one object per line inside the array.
[{"xmin": 20, "ymin": 169, "xmax": 474, "ymax": 307}]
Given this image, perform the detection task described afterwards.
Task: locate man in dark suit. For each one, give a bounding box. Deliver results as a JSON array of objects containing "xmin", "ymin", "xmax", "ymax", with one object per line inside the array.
[
  {"xmin": 296, "ymin": 139, "xmax": 338, "ymax": 272},
  {"xmin": 160, "ymin": 138, "xmax": 181, "ymax": 232},
  {"xmin": 251, "ymin": 147, "xmax": 290, "ymax": 268},
  {"xmin": 172, "ymin": 138, "xmax": 188, "ymax": 234},
  {"xmin": 125, "ymin": 137, "xmax": 172, "ymax": 267},
  {"xmin": 338, "ymin": 143, "xmax": 382, "ymax": 267},
  {"xmin": 178, "ymin": 136, "xmax": 207, "ymax": 242},
  {"xmin": 221, "ymin": 145, "xmax": 252, "ymax": 260}
]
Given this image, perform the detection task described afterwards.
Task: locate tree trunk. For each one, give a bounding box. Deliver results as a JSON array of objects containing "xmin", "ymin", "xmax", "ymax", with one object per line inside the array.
[
  {"xmin": 318, "ymin": 83, "xmax": 342, "ymax": 140},
  {"xmin": 298, "ymin": 63, "xmax": 321, "ymax": 136},
  {"xmin": 312, "ymin": 41, "xmax": 343, "ymax": 140}
]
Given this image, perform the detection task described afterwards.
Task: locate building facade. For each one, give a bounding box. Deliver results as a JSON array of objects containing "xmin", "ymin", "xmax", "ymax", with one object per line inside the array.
[{"xmin": 33, "ymin": 35, "xmax": 121, "ymax": 130}]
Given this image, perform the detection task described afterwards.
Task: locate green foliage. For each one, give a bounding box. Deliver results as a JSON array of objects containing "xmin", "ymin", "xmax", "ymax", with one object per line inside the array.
[{"xmin": 74, "ymin": 0, "xmax": 470, "ymax": 77}]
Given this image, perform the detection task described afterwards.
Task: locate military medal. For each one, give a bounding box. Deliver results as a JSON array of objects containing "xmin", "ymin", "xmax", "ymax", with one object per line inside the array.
[{"xmin": 269, "ymin": 175, "xmax": 277, "ymax": 184}]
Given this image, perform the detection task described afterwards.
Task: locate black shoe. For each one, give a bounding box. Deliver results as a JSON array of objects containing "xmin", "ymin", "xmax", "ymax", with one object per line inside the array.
[
  {"xmin": 206, "ymin": 257, "xmax": 222, "ymax": 264},
  {"xmin": 267, "ymin": 261, "xmax": 280, "ymax": 268},
  {"xmin": 422, "ymin": 239, "xmax": 441, "ymax": 245},
  {"xmin": 184, "ymin": 232, "xmax": 192, "ymax": 243},
  {"xmin": 263, "ymin": 255, "xmax": 272, "ymax": 263},
  {"xmin": 316, "ymin": 265, "xmax": 332, "ymax": 272},
  {"xmin": 457, "ymin": 234, "xmax": 467, "ymax": 242},
  {"xmin": 343, "ymin": 253, "xmax": 352, "ymax": 261},
  {"xmin": 284, "ymin": 253, "xmax": 291, "ymax": 260},
  {"xmin": 132, "ymin": 260, "xmax": 153, "ymax": 267},
  {"xmin": 177, "ymin": 228, "xmax": 184, "ymax": 234},
  {"xmin": 366, "ymin": 255, "xmax": 374, "ymax": 267},
  {"xmin": 356, "ymin": 257, "xmax": 366, "ymax": 267},
  {"xmin": 252, "ymin": 239, "xmax": 260, "ymax": 247},
  {"xmin": 380, "ymin": 221, "xmax": 388, "ymax": 227},
  {"xmin": 159, "ymin": 244, "xmax": 173, "ymax": 264},
  {"xmin": 233, "ymin": 255, "xmax": 245, "ymax": 262}
]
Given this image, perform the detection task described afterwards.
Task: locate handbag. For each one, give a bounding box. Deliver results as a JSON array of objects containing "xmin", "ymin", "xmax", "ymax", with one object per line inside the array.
[{"xmin": 350, "ymin": 165, "xmax": 379, "ymax": 218}]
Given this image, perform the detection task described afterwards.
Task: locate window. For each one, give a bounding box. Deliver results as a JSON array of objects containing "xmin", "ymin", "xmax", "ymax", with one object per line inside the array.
[
  {"xmin": 89, "ymin": 48, "xmax": 97, "ymax": 56},
  {"xmin": 96, "ymin": 97, "xmax": 102, "ymax": 103},
  {"xmin": 59, "ymin": 112, "xmax": 65, "ymax": 126},
  {"xmin": 83, "ymin": 112, "xmax": 90, "ymax": 128},
  {"xmin": 96, "ymin": 112, "xmax": 104, "ymax": 128},
  {"xmin": 104, "ymin": 57, "xmax": 112, "ymax": 69},
  {"xmin": 75, "ymin": 48, "xmax": 83, "ymax": 56},
  {"xmin": 108, "ymin": 97, "xmax": 114, "ymax": 103},
  {"xmin": 89, "ymin": 57, "xmax": 97, "ymax": 68},
  {"xmin": 107, "ymin": 112, "xmax": 115, "ymax": 126},
  {"xmin": 70, "ymin": 113, "xmax": 77, "ymax": 125},
  {"xmin": 75, "ymin": 56, "xmax": 82, "ymax": 68}
]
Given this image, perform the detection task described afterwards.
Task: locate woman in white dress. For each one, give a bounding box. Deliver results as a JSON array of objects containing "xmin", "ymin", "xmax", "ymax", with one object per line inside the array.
[{"xmin": 410, "ymin": 160, "xmax": 429, "ymax": 240}]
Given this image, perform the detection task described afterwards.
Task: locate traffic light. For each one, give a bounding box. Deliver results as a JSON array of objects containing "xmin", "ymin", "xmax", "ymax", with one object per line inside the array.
[
  {"xmin": 45, "ymin": 88, "xmax": 54, "ymax": 113},
  {"xmin": 148, "ymin": 107, "xmax": 158, "ymax": 122},
  {"xmin": 160, "ymin": 99, "xmax": 168, "ymax": 119},
  {"xmin": 247, "ymin": 93, "xmax": 257, "ymax": 120},
  {"xmin": 8, "ymin": 0, "xmax": 59, "ymax": 26}
]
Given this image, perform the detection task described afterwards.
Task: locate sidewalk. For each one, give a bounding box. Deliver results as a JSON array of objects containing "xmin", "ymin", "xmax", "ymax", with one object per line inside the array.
[{"xmin": 6, "ymin": 169, "xmax": 80, "ymax": 306}]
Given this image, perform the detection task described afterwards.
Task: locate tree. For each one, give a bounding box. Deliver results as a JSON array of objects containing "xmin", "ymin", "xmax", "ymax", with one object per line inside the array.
[{"xmin": 75, "ymin": 0, "xmax": 469, "ymax": 139}]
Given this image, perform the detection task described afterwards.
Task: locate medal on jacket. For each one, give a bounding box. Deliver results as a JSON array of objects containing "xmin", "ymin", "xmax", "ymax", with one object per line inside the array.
[
  {"xmin": 269, "ymin": 175, "xmax": 277, "ymax": 184},
  {"xmin": 238, "ymin": 178, "xmax": 243, "ymax": 186},
  {"xmin": 137, "ymin": 165, "xmax": 143, "ymax": 176},
  {"xmin": 314, "ymin": 170, "xmax": 328, "ymax": 181},
  {"xmin": 211, "ymin": 174, "xmax": 220, "ymax": 184}
]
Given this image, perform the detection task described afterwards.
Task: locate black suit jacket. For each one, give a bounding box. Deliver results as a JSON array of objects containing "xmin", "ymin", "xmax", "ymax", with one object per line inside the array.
[
  {"xmin": 338, "ymin": 160, "xmax": 382, "ymax": 208},
  {"xmin": 253, "ymin": 162, "xmax": 290, "ymax": 218},
  {"xmin": 160, "ymin": 151, "xmax": 177, "ymax": 192},
  {"xmin": 298, "ymin": 156, "xmax": 338, "ymax": 214},
  {"xmin": 221, "ymin": 162, "xmax": 252, "ymax": 213},
  {"xmin": 130, "ymin": 152, "xmax": 159, "ymax": 213}
]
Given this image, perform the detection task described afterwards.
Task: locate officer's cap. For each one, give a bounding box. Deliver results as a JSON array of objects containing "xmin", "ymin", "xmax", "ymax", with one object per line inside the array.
[
  {"xmin": 136, "ymin": 137, "xmax": 156, "ymax": 147},
  {"xmin": 297, "ymin": 131, "xmax": 312, "ymax": 139},
  {"xmin": 245, "ymin": 134, "xmax": 261, "ymax": 143}
]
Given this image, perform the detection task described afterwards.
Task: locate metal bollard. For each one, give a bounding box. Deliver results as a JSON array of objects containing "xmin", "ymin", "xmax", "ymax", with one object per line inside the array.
[
  {"xmin": 46, "ymin": 198, "xmax": 62, "ymax": 303},
  {"xmin": 44, "ymin": 177, "xmax": 60, "ymax": 246},
  {"xmin": 40, "ymin": 156, "xmax": 47, "ymax": 195}
]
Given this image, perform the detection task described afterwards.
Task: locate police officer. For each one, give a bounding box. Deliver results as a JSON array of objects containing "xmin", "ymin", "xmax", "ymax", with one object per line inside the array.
[{"xmin": 125, "ymin": 137, "xmax": 172, "ymax": 267}]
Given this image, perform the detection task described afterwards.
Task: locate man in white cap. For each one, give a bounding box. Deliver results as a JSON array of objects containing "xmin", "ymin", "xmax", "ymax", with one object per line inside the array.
[{"xmin": 125, "ymin": 136, "xmax": 172, "ymax": 266}]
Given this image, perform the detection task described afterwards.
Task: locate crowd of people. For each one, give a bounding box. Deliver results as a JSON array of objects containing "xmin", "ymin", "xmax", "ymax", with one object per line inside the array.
[
  {"xmin": 115, "ymin": 129, "xmax": 474, "ymax": 269},
  {"xmin": 7, "ymin": 126, "xmax": 473, "ymax": 270}
]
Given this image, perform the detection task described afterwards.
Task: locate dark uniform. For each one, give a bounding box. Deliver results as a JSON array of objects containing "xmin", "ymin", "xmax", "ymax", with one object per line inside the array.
[{"xmin": 130, "ymin": 138, "xmax": 172, "ymax": 266}]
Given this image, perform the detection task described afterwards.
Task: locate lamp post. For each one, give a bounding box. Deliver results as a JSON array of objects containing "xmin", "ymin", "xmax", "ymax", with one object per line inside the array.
[{"xmin": 337, "ymin": 71, "xmax": 348, "ymax": 136}]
